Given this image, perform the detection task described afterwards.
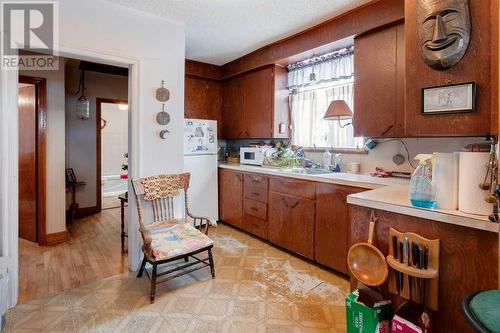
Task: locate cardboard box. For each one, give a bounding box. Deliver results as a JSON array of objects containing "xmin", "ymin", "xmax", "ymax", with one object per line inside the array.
[{"xmin": 346, "ymin": 288, "xmax": 392, "ymax": 333}]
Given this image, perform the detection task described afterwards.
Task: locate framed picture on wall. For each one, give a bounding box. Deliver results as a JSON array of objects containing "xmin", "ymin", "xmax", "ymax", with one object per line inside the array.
[{"xmin": 421, "ymin": 82, "xmax": 476, "ymax": 115}]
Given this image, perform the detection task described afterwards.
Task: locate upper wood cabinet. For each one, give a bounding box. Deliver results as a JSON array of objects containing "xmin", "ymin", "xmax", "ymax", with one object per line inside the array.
[
  {"xmin": 185, "ymin": 76, "xmax": 223, "ymax": 135},
  {"xmin": 222, "ymin": 65, "xmax": 289, "ymax": 139},
  {"xmin": 218, "ymin": 168, "xmax": 243, "ymax": 229},
  {"xmin": 353, "ymin": 23, "xmax": 405, "ymax": 138}
]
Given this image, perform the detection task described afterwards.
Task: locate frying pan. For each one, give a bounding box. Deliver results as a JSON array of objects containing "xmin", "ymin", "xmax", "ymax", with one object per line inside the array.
[{"xmin": 347, "ymin": 212, "xmax": 388, "ymax": 287}]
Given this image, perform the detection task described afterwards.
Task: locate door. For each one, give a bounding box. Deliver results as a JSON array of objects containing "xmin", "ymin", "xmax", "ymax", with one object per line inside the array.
[
  {"xmin": 218, "ymin": 168, "xmax": 243, "ymax": 228},
  {"xmin": 222, "ymin": 76, "xmax": 245, "ymax": 139},
  {"xmin": 268, "ymin": 192, "xmax": 315, "ymax": 259},
  {"xmin": 315, "ymin": 184, "xmax": 365, "ymax": 274},
  {"xmin": 18, "ymin": 84, "xmax": 37, "ymax": 242}
]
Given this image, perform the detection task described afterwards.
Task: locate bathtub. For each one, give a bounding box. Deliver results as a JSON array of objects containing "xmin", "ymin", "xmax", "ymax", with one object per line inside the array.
[{"xmin": 102, "ymin": 174, "xmax": 128, "ymax": 197}]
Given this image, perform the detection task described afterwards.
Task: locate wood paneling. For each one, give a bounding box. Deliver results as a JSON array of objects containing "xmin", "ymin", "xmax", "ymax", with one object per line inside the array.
[
  {"xmin": 185, "ymin": 76, "xmax": 223, "ymax": 134},
  {"xmin": 18, "ymin": 85, "xmax": 37, "ymax": 242},
  {"xmin": 268, "ymin": 192, "xmax": 315, "ymax": 259},
  {"xmin": 269, "ymin": 177, "xmax": 316, "ymax": 200},
  {"xmin": 315, "ymin": 184, "xmax": 365, "ymax": 274},
  {"xmin": 221, "ymin": 0, "xmax": 404, "ymax": 78},
  {"xmin": 185, "ymin": 59, "xmax": 221, "ymax": 80},
  {"xmin": 350, "ymin": 206, "xmax": 499, "ymax": 333},
  {"xmin": 405, "ymin": 0, "xmax": 496, "ymax": 136},
  {"xmin": 354, "ymin": 23, "xmax": 404, "ymax": 138},
  {"xmin": 218, "ymin": 168, "xmax": 243, "ymax": 228}
]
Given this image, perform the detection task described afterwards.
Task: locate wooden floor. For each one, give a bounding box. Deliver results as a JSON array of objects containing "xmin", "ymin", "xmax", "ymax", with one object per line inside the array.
[{"xmin": 18, "ymin": 208, "xmax": 128, "ymax": 303}]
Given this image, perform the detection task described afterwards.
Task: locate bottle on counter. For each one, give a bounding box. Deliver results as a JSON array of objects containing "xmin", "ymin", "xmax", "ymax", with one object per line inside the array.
[
  {"xmin": 409, "ymin": 153, "xmax": 436, "ymax": 209},
  {"xmin": 323, "ymin": 149, "xmax": 332, "ymax": 170},
  {"xmin": 333, "ymin": 153, "xmax": 342, "ymax": 172}
]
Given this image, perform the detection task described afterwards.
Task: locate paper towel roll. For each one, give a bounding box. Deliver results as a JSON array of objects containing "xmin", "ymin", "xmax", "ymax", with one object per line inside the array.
[
  {"xmin": 458, "ymin": 152, "xmax": 493, "ymax": 215},
  {"xmin": 433, "ymin": 152, "xmax": 459, "ymax": 210}
]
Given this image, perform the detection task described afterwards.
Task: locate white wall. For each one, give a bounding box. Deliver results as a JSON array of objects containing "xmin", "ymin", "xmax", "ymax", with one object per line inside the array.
[
  {"xmin": 101, "ymin": 103, "xmax": 128, "ymax": 176},
  {"xmin": 65, "ymin": 60, "xmax": 128, "ymax": 208},
  {"xmin": 19, "ymin": 67, "xmax": 66, "ymax": 235},
  {"xmin": 1, "ymin": 0, "xmax": 185, "ymax": 307},
  {"xmin": 306, "ymin": 137, "xmax": 488, "ymax": 173}
]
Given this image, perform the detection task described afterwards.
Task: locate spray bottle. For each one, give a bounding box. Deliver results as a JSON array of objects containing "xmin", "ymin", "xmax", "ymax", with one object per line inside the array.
[{"xmin": 409, "ymin": 154, "xmax": 436, "ymax": 209}]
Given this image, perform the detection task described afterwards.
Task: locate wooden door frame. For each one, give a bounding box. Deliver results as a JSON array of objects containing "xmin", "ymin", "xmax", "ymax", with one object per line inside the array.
[
  {"xmin": 96, "ymin": 98, "xmax": 128, "ymax": 213},
  {"xmin": 18, "ymin": 76, "xmax": 47, "ymax": 245}
]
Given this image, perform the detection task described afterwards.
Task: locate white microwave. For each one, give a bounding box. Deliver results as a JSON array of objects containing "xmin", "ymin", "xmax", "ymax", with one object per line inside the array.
[{"xmin": 240, "ymin": 147, "xmax": 267, "ymax": 166}]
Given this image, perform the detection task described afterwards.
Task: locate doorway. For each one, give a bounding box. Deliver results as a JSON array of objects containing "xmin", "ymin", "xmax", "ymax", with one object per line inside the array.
[
  {"xmin": 97, "ymin": 98, "xmax": 129, "ymax": 211},
  {"xmin": 18, "ymin": 76, "xmax": 46, "ymax": 245}
]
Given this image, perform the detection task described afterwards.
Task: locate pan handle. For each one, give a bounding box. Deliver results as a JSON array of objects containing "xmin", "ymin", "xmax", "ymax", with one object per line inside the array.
[{"xmin": 368, "ymin": 210, "xmax": 378, "ymax": 244}]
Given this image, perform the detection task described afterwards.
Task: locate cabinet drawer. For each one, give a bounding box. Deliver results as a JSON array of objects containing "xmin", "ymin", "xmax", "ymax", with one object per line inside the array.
[
  {"xmin": 244, "ymin": 185, "xmax": 268, "ymax": 203},
  {"xmin": 244, "ymin": 173, "xmax": 268, "ymax": 190},
  {"xmin": 244, "ymin": 199, "xmax": 267, "ymax": 220},
  {"xmin": 243, "ymin": 214, "xmax": 268, "ymax": 239},
  {"xmin": 269, "ymin": 177, "xmax": 316, "ymax": 200}
]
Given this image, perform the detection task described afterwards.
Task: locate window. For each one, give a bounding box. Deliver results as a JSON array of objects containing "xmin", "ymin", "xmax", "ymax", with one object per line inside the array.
[{"xmin": 288, "ymin": 48, "xmax": 363, "ymax": 149}]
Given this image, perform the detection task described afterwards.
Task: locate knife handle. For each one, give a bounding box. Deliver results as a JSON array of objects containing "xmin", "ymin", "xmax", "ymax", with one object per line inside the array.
[{"xmin": 392, "ymin": 236, "xmax": 398, "ymax": 260}]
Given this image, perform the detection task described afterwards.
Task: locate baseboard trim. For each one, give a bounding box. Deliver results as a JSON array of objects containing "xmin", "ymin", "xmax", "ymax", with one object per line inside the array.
[
  {"xmin": 77, "ymin": 206, "xmax": 99, "ymax": 217},
  {"xmin": 46, "ymin": 231, "xmax": 68, "ymax": 245}
]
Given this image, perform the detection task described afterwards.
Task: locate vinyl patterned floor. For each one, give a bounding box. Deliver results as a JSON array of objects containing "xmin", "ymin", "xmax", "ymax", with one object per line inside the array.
[{"xmin": 7, "ymin": 220, "xmax": 350, "ymax": 332}]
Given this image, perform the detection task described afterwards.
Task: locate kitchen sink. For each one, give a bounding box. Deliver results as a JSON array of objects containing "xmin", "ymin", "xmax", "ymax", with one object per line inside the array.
[{"xmin": 280, "ymin": 168, "xmax": 332, "ymax": 175}]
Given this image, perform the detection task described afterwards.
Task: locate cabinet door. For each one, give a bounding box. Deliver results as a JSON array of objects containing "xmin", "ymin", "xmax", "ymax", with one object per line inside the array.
[
  {"xmin": 268, "ymin": 192, "xmax": 315, "ymax": 259},
  {"xmin": 185, "ymin": 77, "xmax": 223, "ymax": 135},
  {"xmin": 243, "ymin": 67, "xmax": 274, "ymax": 138},
  {"xmin": 354, "ymin": 24, "xmax": 403, "ymax": 137},
  {"xmin": 315, "ymin": 184, "xmax": 365, "ymax": 274},
  {"xmin": 218, "ymin": 168, "xmax": 243, "ymax": 228},
  {"xmin": 222, "ymin": 76, "xmax": 245, "ymax": 139}
]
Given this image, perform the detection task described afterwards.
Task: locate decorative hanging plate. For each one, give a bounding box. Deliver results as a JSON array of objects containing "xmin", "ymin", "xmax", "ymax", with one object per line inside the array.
[
  {"xmin": 159, "ymin": 129, "xmax": 170, "ymax": 139},
  {"xmin": 155, "ymin": 80, "xmax": 170, "ymax": 102},
  {"xmin": 156, "ymin": 104, "xmax": 170, "ymax": 125}
]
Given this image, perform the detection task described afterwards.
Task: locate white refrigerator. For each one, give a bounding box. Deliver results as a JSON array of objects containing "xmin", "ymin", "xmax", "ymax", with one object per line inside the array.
[{"xmin": 183, "ymin": 119, "xmax": 219, "ymax": 221}]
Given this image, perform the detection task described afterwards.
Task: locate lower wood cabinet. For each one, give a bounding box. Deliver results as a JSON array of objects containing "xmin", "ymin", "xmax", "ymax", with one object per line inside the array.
[
  {"xmin": 218, "ymin": 168, "xmax": 243, "ymax": 229},
  {"xmin": 218, "ymin": 168, "xmax": 367, "ymax": 273},
  {"xmin": 315, "ymin": 183, "xmax": 365, "ymax": 274},
  {"xmin": 268, "ymin": 192, "xmax": 315, "ymax": 260}
]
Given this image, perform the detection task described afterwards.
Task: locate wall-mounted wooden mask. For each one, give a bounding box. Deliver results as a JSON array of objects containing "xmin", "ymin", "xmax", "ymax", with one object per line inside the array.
[{"xmin": 417, "ymin": 0, "xmax": 471, "ymax": 71}]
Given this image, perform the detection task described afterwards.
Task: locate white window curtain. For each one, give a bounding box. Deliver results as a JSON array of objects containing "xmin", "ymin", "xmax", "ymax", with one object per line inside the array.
[{"xmin": 288, "ymin": 49, "xmax": 363, "ymax": 148}]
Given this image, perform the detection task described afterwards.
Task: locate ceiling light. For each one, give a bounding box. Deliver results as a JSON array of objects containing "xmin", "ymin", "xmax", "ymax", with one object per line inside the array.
[{"xmin": 118, "ymin": 104, "xmax": 128, "ymax": 111}]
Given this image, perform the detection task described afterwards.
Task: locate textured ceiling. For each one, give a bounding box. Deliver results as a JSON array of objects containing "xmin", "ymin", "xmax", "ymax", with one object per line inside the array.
[{"xmin": 105, "ymin": 0, "xmax": 371, "ymax": 65}]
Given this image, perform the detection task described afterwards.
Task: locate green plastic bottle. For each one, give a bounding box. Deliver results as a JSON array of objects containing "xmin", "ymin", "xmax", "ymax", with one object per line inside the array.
[{"xmin": 409, "ymin": 153, "xmax": 436, "ymax": 209}]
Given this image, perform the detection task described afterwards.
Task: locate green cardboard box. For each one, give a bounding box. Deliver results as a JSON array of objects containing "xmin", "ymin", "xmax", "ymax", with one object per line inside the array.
[{"xmin": 346, "ymin": 289, "xmax": 392, "ymax": 333}]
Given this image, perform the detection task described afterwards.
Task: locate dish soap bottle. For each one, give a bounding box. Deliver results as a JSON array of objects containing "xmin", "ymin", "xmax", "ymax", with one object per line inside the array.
[
  {"xmin": 409, "ymin": 153, "xmax": 436, "ymax": 208},
  {"xmin": 323, "ymin": 149, "xmax": 332, "ymax": 170}
]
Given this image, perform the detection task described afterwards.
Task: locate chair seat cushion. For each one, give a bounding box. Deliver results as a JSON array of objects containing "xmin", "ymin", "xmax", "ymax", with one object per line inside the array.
[
  {"xmin": 149, "ymin": 222, "xmax": 213, "ymax": 261},
  {"xmin": 470, "ymin": 290, "xmax": 500, "ymax": 333}
]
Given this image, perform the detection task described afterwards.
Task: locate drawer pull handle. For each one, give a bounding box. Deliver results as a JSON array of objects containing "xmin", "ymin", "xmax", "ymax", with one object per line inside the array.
[
  {"xmin": 251, "ymin": 207, "xmax": 258, "ymax": 211},
  {"xmin": 252, "ymin": 192, "xmax": 260, "ymax": 196}
]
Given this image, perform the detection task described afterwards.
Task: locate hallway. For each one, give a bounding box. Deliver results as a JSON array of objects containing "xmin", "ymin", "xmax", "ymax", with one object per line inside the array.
[{"xmin": 18, "ymin": 208, "xmax": 128, "ymax": 303}]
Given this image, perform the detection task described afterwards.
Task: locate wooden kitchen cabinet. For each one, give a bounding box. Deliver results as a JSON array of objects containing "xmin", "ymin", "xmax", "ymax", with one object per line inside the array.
[
  {"xmin": 222, "ymin": 75, "xmax": 245, "ymax": 139},
  {"xmin": 221, "ymin": 65, "xmax": 289, "ymax": 139},
  {"xmin": 218, "ymin": 168, "xmax": 243, "ymax": 228},
  {"xmin": 354, "ymin": 23, "xmax": 404, "ymax": 138},
  {"xmin": 315, "ymin": 184, "xmax": 365, "ymax": 274},
  {"xmin": 268, "ymin": 191, "xmax": 315, "ymax": 259}
]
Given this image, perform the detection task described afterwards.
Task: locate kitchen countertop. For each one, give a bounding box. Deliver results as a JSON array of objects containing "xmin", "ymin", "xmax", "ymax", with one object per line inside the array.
[
  {"xmin": 219, "ymin": 162, "xmax": 499, "ymax": 233},
  {"xmin": 218, "ymin": 162, "xmax": 409, "ymax": 189}
]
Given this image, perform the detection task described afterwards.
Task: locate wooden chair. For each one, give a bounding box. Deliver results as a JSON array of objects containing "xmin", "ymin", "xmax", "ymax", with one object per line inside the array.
[{"xmin": 132, "ymin": 173, "xmax": 215, "ymax": 303}]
